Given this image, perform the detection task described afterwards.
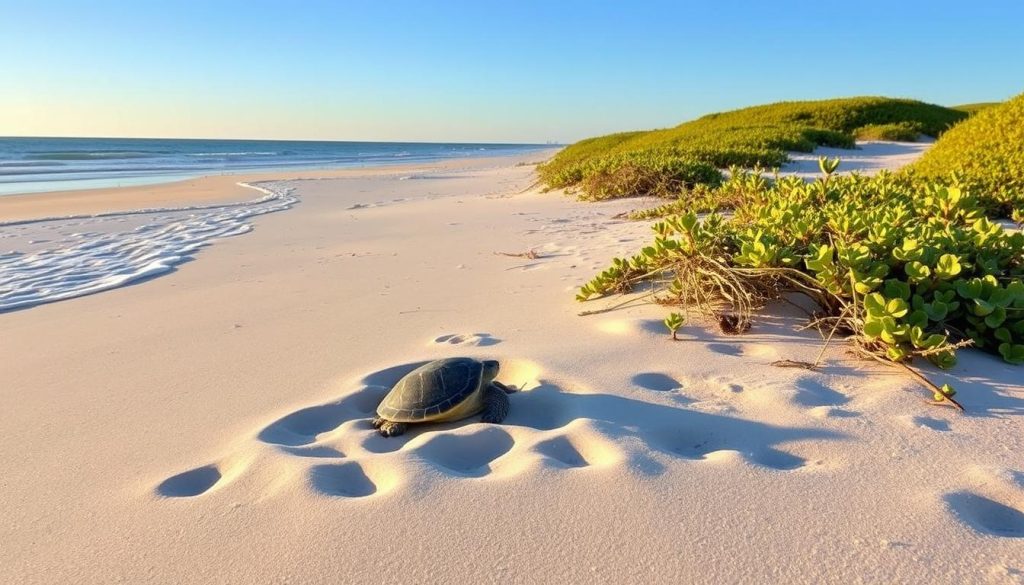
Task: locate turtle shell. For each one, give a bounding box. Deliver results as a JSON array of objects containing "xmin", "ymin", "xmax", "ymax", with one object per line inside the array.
[{"xmin": 377, "ymin": 358, "xmax": 484, "ymax": 422}]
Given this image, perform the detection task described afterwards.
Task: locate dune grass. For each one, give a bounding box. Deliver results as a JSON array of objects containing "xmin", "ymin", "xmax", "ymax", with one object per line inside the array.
[{"xmin": 541, "ymin": 97, "xmax": 967, "ymax": 200}]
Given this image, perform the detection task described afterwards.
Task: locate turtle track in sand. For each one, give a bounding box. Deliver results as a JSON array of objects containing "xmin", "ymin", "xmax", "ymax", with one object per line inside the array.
[
  {"xmin": 430, "ymin": 333, "xmax": 501, "ymax": 347},
  {"xmin": 153, "ymin": 354, "xmax": 844, "ymax": 501}
]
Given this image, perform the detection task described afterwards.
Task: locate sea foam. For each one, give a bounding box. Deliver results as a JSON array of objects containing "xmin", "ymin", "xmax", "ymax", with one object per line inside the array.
[{"xmin": 0, "ymin": 181, "xmax": 297, "ymax": 311}]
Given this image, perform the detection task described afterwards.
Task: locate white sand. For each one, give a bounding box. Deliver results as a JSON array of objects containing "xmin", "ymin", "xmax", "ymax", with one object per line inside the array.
[
  {"xmin": 780, "ymin": 139, "xmax": 936, "ymax": 179},
  {"xmin": 2, "ymin": 151, "xmax": 1023, "ymax": 584}
]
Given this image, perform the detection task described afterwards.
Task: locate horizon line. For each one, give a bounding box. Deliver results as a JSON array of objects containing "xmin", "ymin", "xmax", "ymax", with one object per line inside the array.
[{"xmin": 0, "ymin": 134, "xmax": 562, "ymax": 146}]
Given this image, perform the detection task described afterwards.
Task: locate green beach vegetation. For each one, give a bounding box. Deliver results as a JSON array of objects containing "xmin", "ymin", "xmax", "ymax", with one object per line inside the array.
[
  {"xmin": 577, "ymin": 168, "xmax": 1024, "ymax": 404},
  {"xmin": 572, "ymin": 93, "xmax": 1024, "ymax": 403},
  {"xmin": 853, "ymin": 122, "xmax": 923, "ymax": 142},
  {"xmin": 911, "ymin": 93, "xmax": 1024, "ymax": 219},
  {"xmin": 540, "ymin": 97, "xmax": 966, "ymax": 201}
]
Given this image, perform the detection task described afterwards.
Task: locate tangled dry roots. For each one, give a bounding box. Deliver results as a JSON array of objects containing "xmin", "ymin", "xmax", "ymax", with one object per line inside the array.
[{"xmin": 651, "ymin": 254, "xmax": 783, "ymax": 331}]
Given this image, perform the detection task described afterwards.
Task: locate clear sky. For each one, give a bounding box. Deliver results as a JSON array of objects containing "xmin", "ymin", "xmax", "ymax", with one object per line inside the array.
[{"xmin": 2, "ymin": 0, "xmax": 1022, "ymax": 143}]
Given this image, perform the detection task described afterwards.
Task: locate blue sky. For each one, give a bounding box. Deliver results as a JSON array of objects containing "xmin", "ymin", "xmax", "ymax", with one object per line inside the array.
[{"xmin": 1, "ymin": 0, "xmax": 1022, "ymax": 143}]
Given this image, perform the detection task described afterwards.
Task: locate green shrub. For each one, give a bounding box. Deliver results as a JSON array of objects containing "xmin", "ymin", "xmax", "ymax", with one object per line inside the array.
[
  {"xmin": 577, "ymin": 171, "xmax": 1024, "ymax": 393},
  {"xmin": 574, "ymin": 151, "xmax": 722, "ymax": 201},
  {"xmin": 690, "ymin": 97, "xmax": 960, "ymax": 137},
  {"xmin": 628, "ymin": 168, "xmax": 771, "ymax": 219},
  {"xmin": 542, "ymin": 97, "xmax": 966, "ymax": 200},
  {"xmin": 911, "ymin": 93, "xmax": 1024, "ymax": 217},
  {"xmin": 854, "ymin": 122, "xmax": 922, "ymax": 141}
]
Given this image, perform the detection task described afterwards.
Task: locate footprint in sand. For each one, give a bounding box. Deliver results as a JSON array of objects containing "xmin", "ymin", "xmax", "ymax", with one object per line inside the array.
[
  {"xmin": 157, "ymin": 465, "xmax": 223, "ymax": 497},
  {"xmin": 909, "ymin": 415, "xmax": 952, "ymax": 432},
  {"xmin": 806, "ymin": 406, "xmax": 861, "ymax": 420},
  {"xmin": 648, "ymin": 426, "xmax": 732, "ymax": 461},
  {"xmin": 156, "ymin": 456, "xmax": 248, "ymax": 498},
  {"xmin": 792, "ymin": 377, "xmax": 850, "ymax": 408},
  {"xmin": 646, "ymin": 414, "xmax": 831, "ymax": 473},
  {"xmin": 533, "ymin": 435, "xmax": 591, "ymax": 468},
  {"xmin": 413, "ymin": 427, "xmax": 515, "ymax": 477},
  {"xmin": 256, "ymin": 385, "xmax": 390, "ymax": 446},
  {"xmin": 530, "ymin": 422, "xmax": 623, "ymax": 470},
  {"xmin": 431, "ymin": 333, "xmax": 501, "ymax": 347},
  {"xmin": 748, "ymin": 448, "xmax": 810, "ymax": 471},
  {"xmin": 945, "ymin": 491, "xmax": 1024, "ymax": 537},
  {"xmin": 941, "ymin": 467, "xmax": 1024, "ymax": 538},
  {"xmin": 707, "ymin": 343, "xmax": 744, "ymax": 357},
  {"xmin": 309, "ymin": 462, "xmax": 380, "ymax": 497},
  {"xmin": 631, "ymin": 372, "xmax": 684, "ymax": 392},
  {"xmin": 707, "ymin": 342, "xmax": 780, "ymax": 360},
  {"xmin": 740, "ymin": 376, "xmax": 852, "ymax": 414},
  {"xmin": 308, "ymin": 461, "xmax": 401, "ymax": 498}
]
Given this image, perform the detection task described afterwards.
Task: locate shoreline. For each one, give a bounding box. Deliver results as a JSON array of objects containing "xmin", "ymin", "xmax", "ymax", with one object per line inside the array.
[
  {"xmin": 0, "ymin": 180, "xmax": 281, "ymax": 227},
  {"xmin": 0, "ymin": 150, "xmax": 559, "ymax": 223},
  {"xmin": 0, "ymin": 136, "xmax": 558, "ymax": 198},
  {"xmin": 0, "ymin": 138, "xmax": 920, "ymax": 224},
  {"xmin": 0, "ymin": 152, "xmax": 555, "ymax": 312}
]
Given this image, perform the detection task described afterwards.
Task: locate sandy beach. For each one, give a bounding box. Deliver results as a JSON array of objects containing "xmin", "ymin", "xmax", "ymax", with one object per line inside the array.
[
  {"xmin": 2, "ymin": 146, "xmax": 1022, "ymax": 584},
  {"xmin": 0, "ymin": 157, "xmax": 555, "ymax": 223}
]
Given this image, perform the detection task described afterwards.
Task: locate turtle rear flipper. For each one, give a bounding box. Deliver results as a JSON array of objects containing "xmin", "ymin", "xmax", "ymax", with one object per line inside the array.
[{"xmin": 480, "ymin": 384, "xmax": 511, "ymax": 424}]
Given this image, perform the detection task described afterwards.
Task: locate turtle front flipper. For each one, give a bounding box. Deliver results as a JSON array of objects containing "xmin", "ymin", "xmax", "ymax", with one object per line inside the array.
[
  {"xmin": 492, "ymin": 381, "xmax": 518, "ymax": 394},
  {"xmin": 480, "ymin": 384, "xmax": 511, "ymax": 424},
  {"xmin": 377, "ymin": 420, "xmax": 408, "ymax": 437}
]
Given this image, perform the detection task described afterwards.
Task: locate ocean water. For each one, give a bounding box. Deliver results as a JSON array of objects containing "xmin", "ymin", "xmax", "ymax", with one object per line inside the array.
[
  {"xmin": 0, "ymin": 182, "xmax": 298, "ymax": 311},
  {"xmin": 0, "ymin": 137, "xmax": 553, "ymax": 195}
]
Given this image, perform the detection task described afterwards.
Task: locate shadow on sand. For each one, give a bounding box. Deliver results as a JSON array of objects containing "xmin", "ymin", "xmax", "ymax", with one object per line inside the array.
[{"xmin": 257, "ymin": 360, "xmax": 847, "ymax": 481}]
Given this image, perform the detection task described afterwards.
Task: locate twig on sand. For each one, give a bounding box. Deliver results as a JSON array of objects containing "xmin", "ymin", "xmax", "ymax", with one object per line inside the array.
[
  {"xmin": 899, "ymin": 362, "xmax": 966, "ymax": 412},
  {"xmin": 495, "ymin": 249, "xmax": 542, "ymax": 260},
  {"xmin": 853, "ymin": 347, "xmax": 965, "ymax": 412},
  {"xmin": 577, "ymin": 293, "xmax": 656, "ymax": 316},
  {"xmin": 771, "ymin": 359, "xmax": 819, "ymax": 370}
]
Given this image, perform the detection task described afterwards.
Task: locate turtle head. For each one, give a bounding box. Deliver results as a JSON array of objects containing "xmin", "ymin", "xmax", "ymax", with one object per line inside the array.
[{"xmin": 481, "ymin": 359, "xmax": 500, "ymax": 383}]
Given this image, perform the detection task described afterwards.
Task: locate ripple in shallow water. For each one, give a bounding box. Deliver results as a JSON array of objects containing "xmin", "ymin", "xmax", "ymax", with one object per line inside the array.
[{"xmin": 0, "ymin": 181, "xmax": 297, "ymax": 312}]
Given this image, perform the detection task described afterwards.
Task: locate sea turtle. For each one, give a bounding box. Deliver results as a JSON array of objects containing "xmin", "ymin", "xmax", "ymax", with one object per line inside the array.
[{"xmin": 372, "ymin": 358, "xmax": 515, "ymax": 437}]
